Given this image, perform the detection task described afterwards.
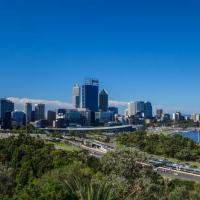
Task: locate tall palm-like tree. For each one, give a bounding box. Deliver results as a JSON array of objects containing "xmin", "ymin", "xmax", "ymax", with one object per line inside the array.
[
  {"xmin": 65, "ymin": 176, "xmax": 112, "ymax": 200},
  {"xmin": 65, "ymin": 176, "xmax": 136, "ymax": 200}
]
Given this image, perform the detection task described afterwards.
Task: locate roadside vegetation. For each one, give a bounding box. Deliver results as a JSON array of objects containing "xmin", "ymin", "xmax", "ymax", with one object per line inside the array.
[
  {"xmin": 1, "ymin": 134, "xmax": 200, "ymax": 199},
  {"xmin": 117, "ymin": 130, "xmax": 200, "ymax": 162}
]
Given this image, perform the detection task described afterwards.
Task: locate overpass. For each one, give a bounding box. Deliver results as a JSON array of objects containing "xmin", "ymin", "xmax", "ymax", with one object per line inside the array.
[{"xmin": 41, "ymin": 125, "xmax": 137, "ymax": 134}]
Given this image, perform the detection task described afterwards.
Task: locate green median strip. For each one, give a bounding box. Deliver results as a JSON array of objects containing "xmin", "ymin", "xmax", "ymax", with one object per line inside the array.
[{"xmin": 46, "ymin": 141, "xmax": 80, "ymax": 151}]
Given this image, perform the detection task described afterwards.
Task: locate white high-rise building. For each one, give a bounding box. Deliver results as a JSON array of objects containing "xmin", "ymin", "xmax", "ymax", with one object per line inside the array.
[
  {"xmin": 128, "ymin": 102, "xmax": 136, "ymax": 117},
  {"xmin": 191, "ymin": 113, "xmax": 200, "ymax": 122},
  {"xmin": 172, "ymin": 112, "xmax": 181, "ymax": 122},
  {"xmin": 73, "ymin": 84, "xmax": 81, "ymax": 109}
]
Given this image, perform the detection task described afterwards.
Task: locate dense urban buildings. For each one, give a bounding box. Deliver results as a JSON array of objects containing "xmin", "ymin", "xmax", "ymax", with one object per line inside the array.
[
  {"xmin": 2, "ymin": 78, "xmax": 199, "ymax": 130},
  {"xmin": 128, "ymin": 101, "xmax": 152, "ymax": 119},
  {"xmin": 0, "ymin": 79, "xmax": 155, "ymax": 129},
  {"xmin": 172, "ymin": 112, "xmax": 182, "ymax": 122}
]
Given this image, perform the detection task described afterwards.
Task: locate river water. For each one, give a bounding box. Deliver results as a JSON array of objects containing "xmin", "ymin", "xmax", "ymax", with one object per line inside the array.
[{"xmin": 178, "ymin": 130, "xmax": 200, "ymax": 143}]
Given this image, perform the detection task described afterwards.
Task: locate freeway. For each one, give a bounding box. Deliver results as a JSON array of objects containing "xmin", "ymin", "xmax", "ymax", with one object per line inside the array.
[
  {"xmin": 138, "ymin": 162, "xmax": 200, "ymax": 182},
  {"xmin": 67, "ymin": 143, "xmax": 200, "ymax": 182},
  {"xmin": 1, "ymin": 132, "xmax": 200, "ymax": 182},
  {"xmin": 57, "ymin": 141, "xmax": 200, "ymax": 182},
  {"xmin": 157, "ymin": 167, "xmax": 200, "ymax": 182}
]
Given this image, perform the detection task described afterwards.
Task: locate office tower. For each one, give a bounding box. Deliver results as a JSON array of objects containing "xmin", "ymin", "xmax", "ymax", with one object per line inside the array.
[
  {"xmin": 144, "ymin": 101, "xmax": 153, "ymax": 119},
  {"xmin": 82, "ymin": 78, "xmax": 99, "ymax": 112},
  {"xmin": 0, "ymin": 99, "xmax": 15, "ymax": 120},
  {"xmin": 156, "ymin": 109, "xmax": 163, "ymax": 119},
  {"xmin": 73, "ymin": 84, "xmax": 81, "ymax": 108},
  {"xmin": 128, "ymin": 102, "xmax": 136, "ymax": 117},
  {"xmin": 99, "ymin": 89, "xmax": 108, "ymax": 111},
  {"xmin": 191, "ymin": 113, "xmax": 196, "ymax": 122},
  {"xmin": 25, "ymin": 103, "xmax": 32, "ymax": 123},
  {"xmin": 108, "ymin": 107, "xmax": 118, "ymax": 115},
  {"xmin": 135, "ymin": 101, "xmax": 145, "ymax": 114},
  {"xmin": 172, "ymin": 112, "xmax": 181, "ymax": 122},
  {"xmin": 0, "ymin": 98, "xmax": 14, "ymax": 129},
  {"xmin": 128, "ymin": 101, "xmax": 146, "ymax": 117},
  {"xmin": 4, "ymin": 112, "xmax": 12, "ymax": 129},
  {"xmin": 195, "ymin": 114, "xmax": 199, "ymax": 122},
  {"xmin": 35, "ymin": 104, "xmax": 45, "ymax": 121},
  {"xmin": 31, "ymin": 111, "xmax": 35, "ymax": 122},
  {"xmin": 12, "ymin": 111, "xmax": 26, "ymax": 126},
  {"xmin": 47, "ymin": 110, "xmax": 56, "ymax": 126},
  {"xmin": 191, "ymin": 113, "xmax": 200, "ymax": 122}
]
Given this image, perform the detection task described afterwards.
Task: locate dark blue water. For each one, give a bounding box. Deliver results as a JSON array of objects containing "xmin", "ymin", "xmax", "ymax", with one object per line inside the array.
[{"xmin": 178, "ymin": 130, "xmax": 200, "ymax": 143}]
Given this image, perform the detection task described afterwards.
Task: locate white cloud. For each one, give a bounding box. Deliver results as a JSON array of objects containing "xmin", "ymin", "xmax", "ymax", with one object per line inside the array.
[
  {"xmin": 109, "ymin": 100, "xmax": 128, "ymax": 107},
  {"xmin": 7, "ymin": 97, "xmax": 73, "ymax": 110},
  {"xmin": 7, "ymin": 97, "xmax": 128, "ymax": 111}
]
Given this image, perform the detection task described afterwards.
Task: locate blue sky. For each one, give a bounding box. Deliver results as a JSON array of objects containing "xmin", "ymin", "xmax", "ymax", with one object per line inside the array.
[{"xmin": 1, "ymin": 0, "xmax": 200, "ymax": 113}]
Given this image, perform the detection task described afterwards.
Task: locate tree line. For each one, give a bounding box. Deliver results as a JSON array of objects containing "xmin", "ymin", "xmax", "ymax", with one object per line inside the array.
[
  {"xmin": 1, "ymin": 134, "xmax": 200, "ymax": 199},
  {"xmin": 117, "ymin": 131, "xmax": 200, "ymax": 161}
]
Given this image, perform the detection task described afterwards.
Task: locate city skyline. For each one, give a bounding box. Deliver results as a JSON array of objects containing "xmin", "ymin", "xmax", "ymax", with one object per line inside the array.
[
  {"xmin": 1, "ymin": 75, "xmax": 199, "ymax": 114},
  {"xmin": 1, "ymin": 1, "xmax": 200, "ymax": 113}
]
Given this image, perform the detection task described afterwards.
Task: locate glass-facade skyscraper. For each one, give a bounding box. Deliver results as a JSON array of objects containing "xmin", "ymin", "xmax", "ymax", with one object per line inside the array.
[
  {"xmin": 99, "ymin": 89, "xmax": 108, "ymax": 111},
  {"xmin": 35, "ymin": 104, "xmax": 45, "ymax": 121},
  {"xmin": 144, "ymin": 101, "xmax": 153, "ymax": 119},
  {"xmin": 25, "ymin": 102, "xmax": 32, "ymax": 123},
  {"xmin": 82, "ymin": 78, "xmax": 99, "ymax": 112},
  {"xmin": 0, "ymin": 98, "xmax": 14, "ymax": 129}
]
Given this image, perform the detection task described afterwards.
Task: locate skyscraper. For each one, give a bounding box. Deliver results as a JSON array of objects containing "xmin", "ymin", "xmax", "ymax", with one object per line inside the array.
[
  {"xmin": 12, "ymin": 111, "xmax": 26, "ymax": 126},
  {"xmin": 47, "ymin": 110, "xmax": 56, "ymax": 126},
  {"xmin": 99, "ymin": 89, "xmax": 108, "ymax": 111},
  {"xmin": 128, "ymin": 101, "xmax": 145, "ymax": 117},
  {"xmin": 172, "ymin": 112, "xmax": 181, "ymax": 122},
  {"xmin": 144, "ymin": 101, "xmax": 153, "ymax": 119},
  {"xmin": 82, "ymin": 78, "xmax": 99, "ymax": 112},
  {"xmin": 135, "ymin": 101, "xmax": 145, "ymax": 114},
  {"xmin": 35, "ymin": 104, "xmax": 45, "ymax": 121},
  {"xmin": 0, "ymin": 98, "xmax": 14, "ymax": 129},
  {"xmin": 25, "ymin": 102, "xmax": 32, "ymax": 123},
  {"xmin": 156, "ymin": 109, "xmax": 163, "ymax": 120},
  {"xmin": 73, "ymin": 84, "xmax": 81, "ymax": 108},
  {"xmin": 128, "ymin": 102, "xmax": 136, "ymax": 117}
]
